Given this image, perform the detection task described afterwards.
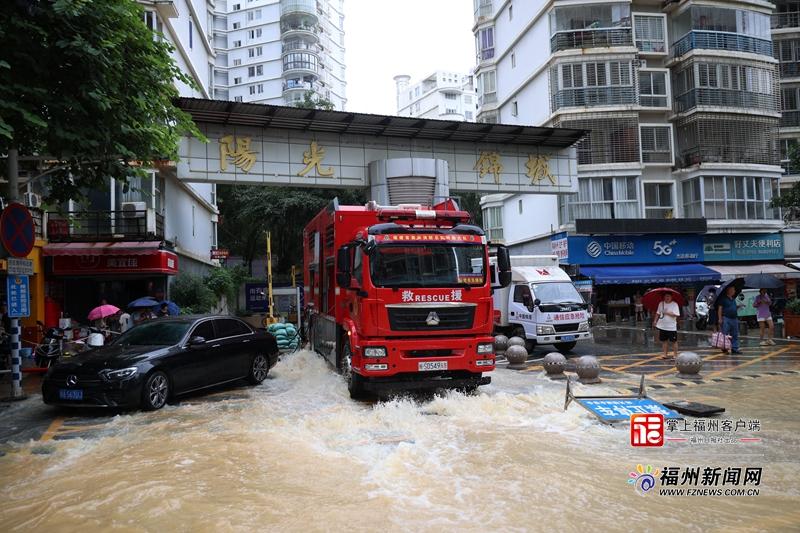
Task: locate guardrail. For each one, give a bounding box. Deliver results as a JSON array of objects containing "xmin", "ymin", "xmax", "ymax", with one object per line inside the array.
[{"xmin": 46, "ymin": 210, "xmax": 164, "ymax": 242}]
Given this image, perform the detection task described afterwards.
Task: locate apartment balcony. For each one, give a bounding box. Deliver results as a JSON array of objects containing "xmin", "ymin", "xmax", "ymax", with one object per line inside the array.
[
  {"xmin": 552, "ymin": 86, "xmax": 637, "ymax": 111},
  {"xmin": 782, "ymin": 110, "xmax": 800, "ymax": 128},
  {"xmin": 780, "ymin": 61, "xmax": 800, "ymax": 78},
  {"xmin": 282, "ymin": 40, "xmax": 320, "ymax": 54},
  {"xmin": 280, "ymin": 22, "xmax": 319, "ymax": 42},
  {"xmin": 474, "ymin": 0, "xmax": 492, "ymax": 22},
  {"xmin": 283, "ymin": 79, "xmax": 322, "ymax": 95},
  {"xmin": 280, "ymin": 0, "xmax": 318, "ymax": 25},
  {"xmin": 673, "ymin": 89, "xmax": 778, "ymax": 114},
  {"xmin": 46, "ymin": 210, "xmax": 165, "ymax": 243},
  {"xmin": 550, "ymin": 28, "xmax": 633, "ymax": 53},
  {"xmin": 677, "ymin": 146, "xmax": 778, "ymax": 167},
  {"xmin": 772, "ymin": 11, "xmax": 800, "ymax": 30},
  {"xmin": 282, "ymin": 58, "xmax": 319, "ymax": 78},
  {"xmin": 672, "ymin": 31, "xmax": 772, "ymax": 58}
]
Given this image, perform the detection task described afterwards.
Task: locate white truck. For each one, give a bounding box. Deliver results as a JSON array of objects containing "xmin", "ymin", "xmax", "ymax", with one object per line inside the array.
[{"xmin": 492, "ymin": 255, "xmax": 591, "ymax": 353}]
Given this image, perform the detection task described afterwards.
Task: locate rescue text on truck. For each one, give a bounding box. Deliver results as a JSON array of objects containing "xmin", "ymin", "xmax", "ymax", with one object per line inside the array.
[{"xmin": 303, "ymin": 199, "xmax": 511, "ymax": 399}]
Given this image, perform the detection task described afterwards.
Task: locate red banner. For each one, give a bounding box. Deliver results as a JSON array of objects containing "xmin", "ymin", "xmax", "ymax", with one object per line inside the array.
[
  {"xmin": 210, "ymin": 248, "xmax": 230, "ymax": 260},
  {"xmin": 374, "ymin": 234, "xmax": 482, "ymax": 243},
  {"xmin": 52, "ymin": 250, "xmax": 178, "ymax": 275}
]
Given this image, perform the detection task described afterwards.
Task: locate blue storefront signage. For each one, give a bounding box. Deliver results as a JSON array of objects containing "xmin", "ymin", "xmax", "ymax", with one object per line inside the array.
[
  {"xmin": 556, "ymin": 234, "xmax": 704, "ymax": 265},
  {"xmin": 702, "ymin": 233, "xmax": 783, "ymax": 262},
  {"xmin": 577, "ymin": 398, "xmax": 680, "ymax": 423},
  {"xmin": 6, "ymin": 275, "xmax": 30, "ymax": 318}
]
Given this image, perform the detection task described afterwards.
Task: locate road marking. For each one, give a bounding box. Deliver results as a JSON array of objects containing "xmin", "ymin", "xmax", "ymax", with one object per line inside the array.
[
  {"xmin": 705, "ymin": 346, "xmax": 794, "ymax": 378},
  {"xmin": 40, "ymin": 416, "xmax": 64, "ymax": 442},
  {"xmin": 611, "ymin": 354, "xmax": 669, "ymax": 372}
]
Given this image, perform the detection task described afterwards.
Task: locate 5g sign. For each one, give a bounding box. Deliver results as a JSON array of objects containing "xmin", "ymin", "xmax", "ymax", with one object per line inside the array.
[{"xmin": 652, "ymin": 239, "xmax": 677, "ymax": 256}]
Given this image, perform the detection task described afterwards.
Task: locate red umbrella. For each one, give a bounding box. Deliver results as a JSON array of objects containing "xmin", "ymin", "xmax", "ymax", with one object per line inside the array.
[{"xmin": 641, "ymin": 288, "xmax": 685, "ymax": 312}]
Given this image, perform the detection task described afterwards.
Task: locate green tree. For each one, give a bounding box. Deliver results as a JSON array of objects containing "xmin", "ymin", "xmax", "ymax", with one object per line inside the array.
[
  {"xmin": 0, "ymin": 0, "xmax": 200, "ymax": 205},
  {"xmin": 171, "ymin": 273, "xmax": 216, "ymax": 315},
  {"xmin": 294, "ymin": 90, "xmax": 335, "ymax": 111}
]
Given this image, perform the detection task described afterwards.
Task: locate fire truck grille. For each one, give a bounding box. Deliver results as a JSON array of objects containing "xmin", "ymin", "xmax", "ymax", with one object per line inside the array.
[
  {"xmin": 553, "ymin": 323, "xmax": 580, "ymax": 333},
  {"xmin": 388, "ymin": 306, "xmax": 475, "ymax": 331}
]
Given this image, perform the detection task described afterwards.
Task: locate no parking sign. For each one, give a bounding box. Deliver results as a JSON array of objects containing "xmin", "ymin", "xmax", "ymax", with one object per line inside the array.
[{"xmin": 0, "ymin": 203, "xmax": 35, "ymax": 258}]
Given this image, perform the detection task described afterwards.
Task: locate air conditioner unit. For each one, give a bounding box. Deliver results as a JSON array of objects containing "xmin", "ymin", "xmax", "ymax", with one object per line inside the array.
[
  {"xmin": 23, "ymin": 192, "xmax": 41, "ymax": 209},
  {"xmin": 121, "ymin": 201, "xmax": 147, "ymax": 218}
]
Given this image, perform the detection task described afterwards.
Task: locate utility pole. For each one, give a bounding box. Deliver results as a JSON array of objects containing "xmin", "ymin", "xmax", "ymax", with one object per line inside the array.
[{"xmin": 6, "ymin": 147, "xmax": 23, "ymax": 398}]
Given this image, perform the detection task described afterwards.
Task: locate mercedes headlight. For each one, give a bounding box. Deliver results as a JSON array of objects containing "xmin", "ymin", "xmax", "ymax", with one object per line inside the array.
[{"xmin": 100, "ymin": 367, "xmax": 139, "ymax": 381}]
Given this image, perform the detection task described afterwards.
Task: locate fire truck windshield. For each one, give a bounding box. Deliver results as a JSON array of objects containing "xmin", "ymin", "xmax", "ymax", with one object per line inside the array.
[{"xmin": 370, "ymin": 244, "xmax": 486, "ymax": 288}]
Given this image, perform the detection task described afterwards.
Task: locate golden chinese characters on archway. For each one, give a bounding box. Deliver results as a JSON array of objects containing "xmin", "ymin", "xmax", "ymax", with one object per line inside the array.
[
  {"xmin": 474, "ymin": 151, "xmax": 503, "ymax": 184},
  {"xmin": 219, "ymin": 135, "xmax": 257, "ymax": 173},
  {"xmin": 298, "ymin": 140, "xmax": 335, "ymax": 177},
  {"xmin": 526, "ymin": 154, "xmax": 556, "ymax": 185}
]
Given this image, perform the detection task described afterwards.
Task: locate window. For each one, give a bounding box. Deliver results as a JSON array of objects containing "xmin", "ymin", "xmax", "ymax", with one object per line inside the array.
[
  {"xmin": 143, "ymin": 10, "xmax": 156, "ymax": 31},
  {"xmin": 682, "ymin": 176, "xmax": 779, "ymax": 220},
  {"xmin": 189, "ymin": 20, "xmax": 193, "ymax": 49},
  {"xmin": 644, "ymin": 183, "xmax": 674, "ymax": 219},
  {"xmin": 249, "ymin": 86, "xmax": 256, "ymax": 95},
  {"xmin": 353, "ymin": 247, "xmax": 363, "ymax": 284},
  {"xmin": 234, "ymin": 40, "xmax": 242, "ymax": 47},
  {"xmin": 464, "ymin": 95, "xmax": 473, "ymax": 105},
  {"xmin": 640, "ymin": 125, "xmax": 672, "ymax": 163},
  {"xmin": 477, "ymin": 70, "xmax": 497, "ymax": 105},
  {"xmin": 445, "ymin": 108, "xmax": 458, "ymax": 115},
  {"xmin": 215, "ymin": 318, "xmax": 252, "ymax": 338},
  {"xmin": 512, "ymin": 101, "xmax": 518, "ymax": 116},
  {"xmin": 233, "ymin": 22, "xmax": 241, "ymax": 29},
  {"xmin": 234, "ymin": 77, "xmax": 242, "ymax": 84},
  {"xmin": 232, "ymin": 3, "xmax": 241, "ymax": 10},
  {"xmin": 191, "ymin": 321, "xmax": 216, "ymax": 342},
  {"xmin": 444, "ymin": 92, "xmax": 457, "ymax": 100},
  {"xmin": 639, "ymin": 71, "xmax": 668, "ymax": 107},
  {"xmin": 191, "ymin": 205, "xmax": 196, "ymax": 236},
  {"xmin": 633, "ymin": 14, "xmax": 666, "ymax": 53},
  {"xmin": 483, "ymin": 206, "xmax": 503, "ymax": 241},
  {"xmin": 561, "ymin": 176, "xmax": 640, "ymax": 223},
  {"xmin": 248, "ymin": 46, "xmax": 263, "ymax": 58},
  {"xmin": 550, "ymin": 4, "xmax": 632, "ymax": 52},
  {"xmin": 513, "ymin": 285, "xmax": 533, "ymax": 304},
  {"xmin": 249, "ymin": 29, "xmax": 262, "ymax": 39},
  {"xmin": 465, "ymin": 111, "xmax": 474, "ymax": 120},
  {"xmin": 258, "ymin": 83, "xmax": 264, "ymax": 94},
  {"xmin": 284, "ymin": 53, "xmax": 317, "ymax": 71},
  {"xmin": 248, "ymin": 65, "xmax": 263, "ymax": 77},
  {"xmin": 509, "ymin": 4, "xmax": 513, "ymax": 20},
  {"xmin": 477, "ymin": 26, "xmax": 495, "ymax": 61},
  {"xmin": 512, "ymin": 53, "xmax": 516, "ymax": 68},
  {"xmin": 233, "ymin": 58, "xmax": 242, "ymax": 66},
  {"xmin": 518, "ymin": 199, "xmax": 523, "ymax": 214},
  {"xmin": 234, "ymin": 96, "xmax": 243, "ymax": 102}
]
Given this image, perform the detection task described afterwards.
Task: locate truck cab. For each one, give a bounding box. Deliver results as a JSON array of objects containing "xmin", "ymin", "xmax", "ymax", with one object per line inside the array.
[{"xmin": 493, "ymin": 256, "xmax": 591, "ymax": 352}]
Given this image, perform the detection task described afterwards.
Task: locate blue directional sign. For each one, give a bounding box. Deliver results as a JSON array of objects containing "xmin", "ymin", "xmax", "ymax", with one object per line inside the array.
[
  {"xmin": 7, "ymin": 275, "xmax": 30, "ymax": 318},
  {"xmin": 577, "ymin": 398, "xmax": 680, "ymax": 423}
]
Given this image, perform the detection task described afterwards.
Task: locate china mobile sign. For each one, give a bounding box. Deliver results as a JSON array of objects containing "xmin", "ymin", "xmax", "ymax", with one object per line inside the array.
[{"xmin": 551, "ymin": 234, "xmax": 704, "ymax": 265}]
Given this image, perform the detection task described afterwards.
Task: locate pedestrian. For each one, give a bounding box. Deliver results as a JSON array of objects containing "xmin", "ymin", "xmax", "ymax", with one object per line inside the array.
[
  {"xmin": 157, "ymin": 303, "xmax": 169, "ymax": 318},
  {"xmin": 706, "ymin": 287, "xmax": 718, "ymax": 333},
  {"xmin": 118, "ymin": 310, "xmax": 133, "ymax": 333},
  {"xmin": 0, "ymin": 302, "xmax": 11, "ymax": 334},
  {"xmin": 718, "ymin": 285, "xmax": 743, "ymax": 355},
  {"xmin": 754, "ymin": 288, "xmax": 775, "ymax": 346},
  {"xmin": 633, "ymin": 292, "xmax": 644, "ymax": 322},
  {"xmin": 654, "ymin": 292, "xmax": 680, "ymax": 360}
]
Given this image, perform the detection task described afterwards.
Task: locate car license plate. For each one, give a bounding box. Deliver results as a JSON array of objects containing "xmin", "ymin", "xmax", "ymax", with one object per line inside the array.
[
  {"xmin": 418, "ymin": 361, "xmax": 448, "ymax": 371},
  {"xmin": 58, "ymin": 389, "xmax": 83, "ymax": 401},
  {"xmin": 560, "ymin": 335, "xmax": 576, "ymax": 342}
]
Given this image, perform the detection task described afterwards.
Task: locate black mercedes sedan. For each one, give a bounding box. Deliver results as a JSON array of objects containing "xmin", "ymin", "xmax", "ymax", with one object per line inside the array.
[{"xmin": 42, "ymin": 316, "xmax": 279, "ymax": 410}]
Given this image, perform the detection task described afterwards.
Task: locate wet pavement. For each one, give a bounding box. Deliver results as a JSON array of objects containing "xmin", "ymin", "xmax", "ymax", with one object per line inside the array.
[{"xmin": 1, "ymin": 328, "xmax": 799, "ymax": 531}]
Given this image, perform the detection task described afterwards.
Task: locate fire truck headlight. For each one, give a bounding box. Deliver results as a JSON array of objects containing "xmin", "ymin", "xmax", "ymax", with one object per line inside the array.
[
  {"xmin": 537, "ymin": 325, "xmax": 555, "ymax": 335},
  {"xmin": 477, "ymin": 343, "xmax": 494, "ymax": 354},
  {"xmin": 364, "ymin": 346, "xmax": 387, "ymax": 358},
  {"xmin": 578, "ymin": 321, "xmax": 590, "ymax": 331}
]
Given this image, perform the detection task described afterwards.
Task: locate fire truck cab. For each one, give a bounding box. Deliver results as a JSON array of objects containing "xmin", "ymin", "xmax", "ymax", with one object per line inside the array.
[{"xmin": 303, "ymin": 198, "xmax": 511, "ymax": 398}]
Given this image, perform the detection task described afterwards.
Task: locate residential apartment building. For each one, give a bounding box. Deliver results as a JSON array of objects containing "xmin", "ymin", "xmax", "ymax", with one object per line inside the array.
[
  {"xmin": 211, "ymin": 0, "xmax": 346, "ymax": 109},
  {"xmin": 474, "ymin": 0, "xmax": 782, "ymax": 240},
  {"xmin": 394, "ymin": 72, "xmax": 478, "ymax": 121},
  {"xmin": 774, "ymin": 1, "xmax": 800, "ymax": 181}
]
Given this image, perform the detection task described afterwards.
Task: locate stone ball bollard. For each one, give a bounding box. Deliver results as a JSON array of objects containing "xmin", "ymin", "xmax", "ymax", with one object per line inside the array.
[
  {"xmin": 575, "ymin": 355, "xmax": 601, "ymax": 384},
  {"xmin": 507, "ymin": 336, "xmax": 526, "ymax": 349},
  {"xmin": 543, "ymin": 352, "xmax": 567, "ymax": 380},
  {"xmin": 505, "ymin": 344, "xmax": 528, "ymax": 369},
  {"xmin": 494, "ymin": 334, "xmax": 509, "ymax": 355},
  {"xmin": 676, "ymin": 351, "xmax": 703, "ymax": 379}
]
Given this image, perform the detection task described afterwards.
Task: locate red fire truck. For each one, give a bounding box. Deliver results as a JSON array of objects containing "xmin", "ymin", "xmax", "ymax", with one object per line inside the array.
[{"xmin": 303, "ymin": 198, "xmax": 511, "ymax": 398}]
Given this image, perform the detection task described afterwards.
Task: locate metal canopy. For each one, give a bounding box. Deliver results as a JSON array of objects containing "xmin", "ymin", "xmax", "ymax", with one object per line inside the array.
[{"xmin": 175, "ymin": 98, "xmax": 586, "ymax": 148}]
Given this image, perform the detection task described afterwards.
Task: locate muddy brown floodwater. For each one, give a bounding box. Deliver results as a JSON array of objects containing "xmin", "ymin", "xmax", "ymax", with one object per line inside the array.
[{"xmin": 1, "ymin": 350, "xmax": 799, "ymax": 532}]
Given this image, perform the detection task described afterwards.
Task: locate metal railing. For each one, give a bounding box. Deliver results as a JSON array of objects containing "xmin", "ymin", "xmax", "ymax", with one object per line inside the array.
[
  {"xmin": 280, "ymin": 0, "xmax": 316, "ymax": 18},
  {"xmin": 635, "ymin": 38, "xmax": 666, "ymax": 54},
  {"xmin": 677, "ymin": 146, "xmax": 777, "ymax": 167},
  {"xmin": 640, "ymin": 94, "xmax": 669, "ymax": 108},
  {"xmin": 552, "ymin": 86, "xmax": 637, "ymax": 110},
  {"xmin": 672, "ymin": 31, "xmax": 772, "ymax": 58},
  {"xmin": 780, "ymin": 61, "xmax": 800, "ymax": 78},
  {"xmin": 46, "ymin": 210, "xmax": 164, "ymax": 242},
  {"xmin": 642, "ymin": 151, "xmax": 672, "ymax": 164},
  {"xmin": 673, "ymin": 89, "xmax": 777, "ymax": 113},
  {"xmin": 550, "ymin": 28, "xmax": 633, "ymax": 53},
  {"xmin": 772, "ymin": 11, "xmax": 800, "ymax": 29},
  {"xmin": 781, "ymin": 110, "xmax": 800, "ymax": 128},
  {"xmin": 283, "ymin": 80, "xmax": 321, "ymax": 92},
  {"xmin": 282, "ymin": 41, "xmax": 319, "ymax": 53}
]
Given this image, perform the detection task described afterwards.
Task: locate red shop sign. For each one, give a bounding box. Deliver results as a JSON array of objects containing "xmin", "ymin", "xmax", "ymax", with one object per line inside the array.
[{"xmin": 52, "ymin": 251, "xmax": 179, "ymax": 275}]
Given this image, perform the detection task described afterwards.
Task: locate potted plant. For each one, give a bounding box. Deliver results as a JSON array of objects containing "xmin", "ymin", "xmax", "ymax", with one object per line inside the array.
[{"xmin": 783, "ymin": 298, "xmax": 800, "ymax": 338}]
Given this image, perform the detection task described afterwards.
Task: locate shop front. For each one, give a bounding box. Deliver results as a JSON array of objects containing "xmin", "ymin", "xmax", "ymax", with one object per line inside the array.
[
  {"xmin": 43, "ymin": 242, "xmax": 178, "ymax": 326},
  {"xmin": 551, "ymin": 232, "xmax": 718, "ymax": 319}
]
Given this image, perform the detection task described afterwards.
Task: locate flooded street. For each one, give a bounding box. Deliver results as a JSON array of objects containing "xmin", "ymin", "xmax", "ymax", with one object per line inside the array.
[{"xmin": 2, "ymin": 350, "xmax": 799, "ymax": 532}]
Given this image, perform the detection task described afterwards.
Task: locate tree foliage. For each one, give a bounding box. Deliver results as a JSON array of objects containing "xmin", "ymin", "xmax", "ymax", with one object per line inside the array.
[
  {"xmin": 171, "ymin": 273, "xmax": 216, "ymax": 315},
  {"xmin": 218, "ymin": 186, "xmax": 365, "ymax": 276},
  {"xmin": 294, "ymin": 90, "xmax": 335, "ymax": 111},
  {"xmin": 0, "ymin": 0, "xmax": 200, "ymax": 204}
]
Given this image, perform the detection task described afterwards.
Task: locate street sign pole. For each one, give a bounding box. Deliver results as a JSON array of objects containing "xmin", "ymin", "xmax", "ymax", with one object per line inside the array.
[{"xmin": 9, "ymin": 319, "xmax": 22, "ymax": 398}]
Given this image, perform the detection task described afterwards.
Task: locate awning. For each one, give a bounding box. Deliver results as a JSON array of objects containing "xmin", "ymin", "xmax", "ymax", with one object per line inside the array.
[
  {"xmin": 580, "ymin": 264, "xmax": 720, "ymax": 285},
  {"xmin": 707, "ymin": 263, "xmax": 800, "ymax": 280},
  {"xmin": 43, "ymin": 242, "xmax": 162, "ymax": 256}
]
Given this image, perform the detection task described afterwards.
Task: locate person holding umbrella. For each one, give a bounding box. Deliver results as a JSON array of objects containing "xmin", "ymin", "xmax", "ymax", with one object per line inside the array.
[
  {"xmin": 643, "ymin": 288, "xmax": 685, "ymax": 360},
  {"xmin": 717, "ymin": 283, "xmax": 743, "ymax": 355},
  {"xmin": 754, "ymin": 289, "xmax": 776, "ymax": 346}
]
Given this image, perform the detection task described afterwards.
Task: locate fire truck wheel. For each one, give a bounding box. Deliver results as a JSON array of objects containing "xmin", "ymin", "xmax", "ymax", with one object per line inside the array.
[
  {"xmin": 511, "ymin": 326, "xmax": 535, "ymax": 354},
  {"xmin": 553, "ymin": 341, "xmax": 577, "ymax": 352},
  {"xmin": 341, "ymin": 343, "xmax": 366, "ymax": 400}
]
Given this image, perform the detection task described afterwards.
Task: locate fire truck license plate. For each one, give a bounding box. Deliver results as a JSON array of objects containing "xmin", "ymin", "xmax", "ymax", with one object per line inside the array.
[{"xmin": 418, "ymin": 361, "xmax": 448, "ymax": 371}]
